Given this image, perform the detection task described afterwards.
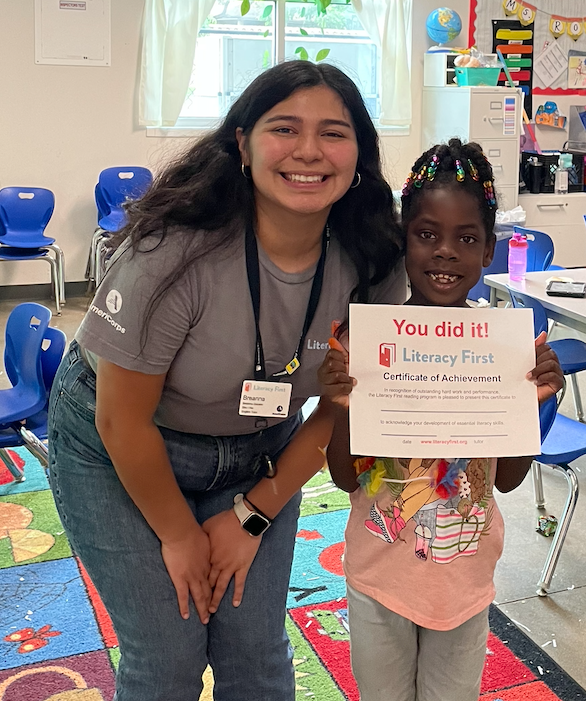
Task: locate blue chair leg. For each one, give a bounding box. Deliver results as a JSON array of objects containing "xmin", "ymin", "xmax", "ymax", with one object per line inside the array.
[
  {"xmin": 532, "ymin": 461, "xmax": 546, "ymax": 508},
  {"xmin": 19, "ymin": 426, "xmax": 49, "ymax": 468},
  {"xmin": 569, "ymin": 374, "xmax": 585, "ymax": 423},
  {"xmin": 0, "ymin": 447, "xmax": 25, "ymax": 482},
  {"xmin": 45, "ymin": 256, "xmax": 61, "ymax": 315},
  {"xmin": 49, "ymin": 244, "xmax": 66, "ymax": 305},
  {"xmin": 95, "ymin": 235, "xmax": 109, "ymax": 286},
  {"xmin": 537, "ymin": 463, "xmax": 579, "ymax": 596},
  {"xmin": 88, "ymin": 228, "xmax": 102, "ymax": 285}
]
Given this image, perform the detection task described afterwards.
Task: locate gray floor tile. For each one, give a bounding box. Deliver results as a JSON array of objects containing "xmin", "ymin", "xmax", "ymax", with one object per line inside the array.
[{"xmin": 496, "ymin": 586, "xmax": 586, "ymax": 687}]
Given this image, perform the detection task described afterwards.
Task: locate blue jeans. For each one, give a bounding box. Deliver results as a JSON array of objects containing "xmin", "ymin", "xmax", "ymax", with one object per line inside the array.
[{"xmin": 48, "ymin": 341, "xmax": 302, "ymax": 701}]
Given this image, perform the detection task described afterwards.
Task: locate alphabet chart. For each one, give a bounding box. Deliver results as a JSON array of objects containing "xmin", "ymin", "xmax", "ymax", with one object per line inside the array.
[{"xmin": 348, "ymin": 305, "xmax": 540, "ymax": 459}]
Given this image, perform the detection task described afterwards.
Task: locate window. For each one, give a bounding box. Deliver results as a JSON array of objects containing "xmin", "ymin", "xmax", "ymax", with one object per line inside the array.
[
  {"xmin": 139, "ymin": 0, "xmax": 411, "ymax": 130},
  {"xmin": 177, "ymin": 0, "xmax": 380, "ymax": 127}
]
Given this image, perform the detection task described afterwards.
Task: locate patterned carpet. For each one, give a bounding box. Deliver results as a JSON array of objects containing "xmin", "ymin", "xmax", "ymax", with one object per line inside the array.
[{"xmin": 0, "ymin": 455, "xmax": 584, "ymax": 700}]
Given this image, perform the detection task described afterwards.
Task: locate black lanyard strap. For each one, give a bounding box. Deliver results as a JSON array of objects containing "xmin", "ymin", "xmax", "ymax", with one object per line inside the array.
[{"xmin": 245, "ymin": 223, "xmax": 330, "ymax": 381}]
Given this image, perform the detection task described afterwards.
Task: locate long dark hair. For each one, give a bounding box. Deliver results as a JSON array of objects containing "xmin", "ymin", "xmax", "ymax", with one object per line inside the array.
[
  {"xmin": 401, "ymin": 138, "xmax": 498, "ymax": 242},
  {"xmin": 114, "ymin": 61, "xmax": 402, "ymax": 313}
]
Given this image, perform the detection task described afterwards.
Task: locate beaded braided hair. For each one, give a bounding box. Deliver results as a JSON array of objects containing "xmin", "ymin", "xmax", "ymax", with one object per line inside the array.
[{"xmin": 401, "ymin": 138, "xmax": 498, "ymax": 243}]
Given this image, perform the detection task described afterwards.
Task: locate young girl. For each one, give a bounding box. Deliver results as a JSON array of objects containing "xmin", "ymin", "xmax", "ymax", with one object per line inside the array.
[{"xmin": 314, "ymin": 139, "xmax": 564, "ymax": 700}]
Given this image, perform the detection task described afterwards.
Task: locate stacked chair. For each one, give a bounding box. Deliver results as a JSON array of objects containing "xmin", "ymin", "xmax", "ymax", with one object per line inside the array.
[
  {"xmin": 508, "ymin": 287, "xmax": 585, "ymax": 595},
  {"xmin": 88, "ymin": 166, "xmax": 153, "ymax": 288},
  {"xmin": 0, "ymin": 303, "xmax": 66, "ymax": 483},
  {"xmin": 0, "ymin": 188, "xmax": 65, "ymax": 314}
]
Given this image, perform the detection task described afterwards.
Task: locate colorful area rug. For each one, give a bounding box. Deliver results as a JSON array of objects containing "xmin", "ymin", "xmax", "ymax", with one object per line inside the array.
[{"xmin": 1, "ymin": 454, "xmax": 585, "ymax": 700}]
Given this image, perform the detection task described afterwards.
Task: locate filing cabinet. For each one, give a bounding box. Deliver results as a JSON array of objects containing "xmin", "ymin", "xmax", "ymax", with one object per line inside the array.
[{"xmin": 421, "ymin": 86, "xmax": 522, "ymax": 212}]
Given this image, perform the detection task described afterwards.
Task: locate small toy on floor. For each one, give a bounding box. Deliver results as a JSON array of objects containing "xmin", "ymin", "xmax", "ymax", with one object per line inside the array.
[{"xmin": 537, "ymin": 515, "xmax": 558, "ymax": 537}]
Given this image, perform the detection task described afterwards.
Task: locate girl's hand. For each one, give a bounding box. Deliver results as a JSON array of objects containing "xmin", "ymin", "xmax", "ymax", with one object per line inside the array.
[
  {"xmin": 528, "ymin": 331, "xmax": 564, "ymax": 405},
  {"xmin": 317, "ymin": 337, "xmax": 355, "ymax": 408},
  {"xmin": 202, "ymin": 509, "xmax": 263, "ymax": 613},
  {"xmin": 160, "ymin": 526, "xmax": 212, "ymax": 624}
]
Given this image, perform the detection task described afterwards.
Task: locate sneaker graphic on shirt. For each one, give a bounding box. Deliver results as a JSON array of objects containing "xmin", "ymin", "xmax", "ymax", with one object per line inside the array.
[{"xmin": 364, "ymin": 502, "xmax": 405, "ymax": 543}]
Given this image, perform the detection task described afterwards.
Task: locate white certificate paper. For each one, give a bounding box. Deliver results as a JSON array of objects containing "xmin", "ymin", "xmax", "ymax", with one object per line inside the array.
[{"xmin": 349, "ymin": 305, "xmax": 540, "ymax": 459}]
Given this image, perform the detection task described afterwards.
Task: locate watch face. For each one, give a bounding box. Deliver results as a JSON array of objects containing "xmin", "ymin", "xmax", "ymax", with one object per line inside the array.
[{"xmin": 243, "ymin": 513, "xmax": 270, "ymax": 537}]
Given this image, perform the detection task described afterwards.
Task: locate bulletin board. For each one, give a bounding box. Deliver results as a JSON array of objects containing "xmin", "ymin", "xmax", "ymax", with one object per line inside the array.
[
  {"xmin": 470, "ymin": 0, "xmax": 586, "ymax": 97},
  {"xmin": 35, "ymin": 0, "xmax": 111, "ymax": 66}
]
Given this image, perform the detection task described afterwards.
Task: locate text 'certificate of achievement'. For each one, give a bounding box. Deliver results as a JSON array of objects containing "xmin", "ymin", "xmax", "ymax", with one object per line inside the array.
[{"xmin": 349, "ymin": 305, "xmax": 540, "ymax": 459}]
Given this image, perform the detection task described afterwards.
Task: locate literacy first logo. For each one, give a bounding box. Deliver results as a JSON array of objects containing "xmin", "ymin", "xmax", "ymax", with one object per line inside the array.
[{"xmin": 379, "ymin": 343, "xmax": 396, "ymax": 368}]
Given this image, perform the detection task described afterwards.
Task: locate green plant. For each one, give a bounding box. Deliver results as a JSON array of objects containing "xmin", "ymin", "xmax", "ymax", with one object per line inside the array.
[
  {"xmin": 241, "ymin": 0, "xmax": 350, "ymax": 18},
  {"xmin": 239, "ymin": 0, "xmax": 348, "ymax": 62}
]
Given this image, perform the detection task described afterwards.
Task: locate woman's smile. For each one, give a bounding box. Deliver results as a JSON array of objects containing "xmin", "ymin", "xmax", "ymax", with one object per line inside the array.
[{"xmin": 237, "ymin": 85, "xmax": 358, "ymax": 220}]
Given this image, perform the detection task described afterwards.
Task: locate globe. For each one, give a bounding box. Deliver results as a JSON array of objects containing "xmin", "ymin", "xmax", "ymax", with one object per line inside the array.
[{"xmin": 426, "ymin": 7, "xmax": 462, "ymax": 45}]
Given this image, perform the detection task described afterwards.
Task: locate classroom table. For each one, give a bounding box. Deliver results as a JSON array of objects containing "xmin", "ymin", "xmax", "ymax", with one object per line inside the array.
[{"xmin": 484, "ymin": 269, "xmax": 586, "ymax": 335}]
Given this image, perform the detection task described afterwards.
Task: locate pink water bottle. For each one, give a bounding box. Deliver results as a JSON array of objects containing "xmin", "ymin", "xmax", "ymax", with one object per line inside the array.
[{"xmin": 508, "ymin": 232, "xmax": 528, "ymax": 282}]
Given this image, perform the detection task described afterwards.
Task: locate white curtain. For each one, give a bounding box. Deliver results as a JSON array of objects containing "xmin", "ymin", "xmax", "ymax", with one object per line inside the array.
[
  {"xmin": 139, "ymin": 0, "xmax": 216, "ymax": 127},
  {"xmin": 351, "ymin": 0, "xmax": 412, "ymax": 127}
]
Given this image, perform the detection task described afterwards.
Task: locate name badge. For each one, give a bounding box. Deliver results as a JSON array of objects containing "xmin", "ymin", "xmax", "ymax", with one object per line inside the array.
[{"xmin": 239, "ymin": 380, "xmax": 292, "ymax": 418}]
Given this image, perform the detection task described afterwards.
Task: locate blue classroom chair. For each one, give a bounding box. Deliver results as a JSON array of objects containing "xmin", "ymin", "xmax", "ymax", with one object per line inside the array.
[
  {"xmin": 0, "ymin": 188, "xmax": 65, "ymax": 314},
  {"xmin": 0, "ymin": 324, "xmax": 66, "ymax": 481},
  {"xmin": 534, "ymin": 395, "xmax": 582, "ymax": 596},
  {"xmin": 0, "ymin": 303, "xmax": 55, "ymax": 482},
  {"xmin": 88, "ymin": 166, "xmax": 153, "ymax": 287},
  {"xmin": 508, "ymin": 293, "xmax": 585, "ymax": 595},
  {"xmin": 507, "ymin": 287, "xmax": 586, "ymax": 422}
]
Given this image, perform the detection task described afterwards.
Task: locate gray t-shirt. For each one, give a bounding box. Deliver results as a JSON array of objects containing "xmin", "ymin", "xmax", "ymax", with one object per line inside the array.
[{"xmin": 76, "ymin": 230, "xmax": 406, "ymax": 435}]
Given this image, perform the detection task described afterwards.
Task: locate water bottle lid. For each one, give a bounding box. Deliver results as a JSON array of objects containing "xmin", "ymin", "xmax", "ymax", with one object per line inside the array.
[
  {"xmin": 559, "ymin": 153, "xmax": 573, "ymax": 168},
  {"xmin": 510, "ymin": 232, "xmax": 528, "ymax": 247}
]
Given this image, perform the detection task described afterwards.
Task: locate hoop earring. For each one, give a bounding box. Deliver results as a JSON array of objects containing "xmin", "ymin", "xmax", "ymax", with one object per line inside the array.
[
  {"xmin": 241, "ymin": 163, "xmax": 252, "ymax": 179},
  {"xmin": 350, "ymin": 172, "xmax": 361, "ymax": 189}
]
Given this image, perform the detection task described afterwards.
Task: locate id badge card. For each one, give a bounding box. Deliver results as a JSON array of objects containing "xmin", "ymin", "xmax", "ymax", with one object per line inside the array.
[{"xmin": 239, "ymin": 380, "xmax": 292, "ymax": 418}]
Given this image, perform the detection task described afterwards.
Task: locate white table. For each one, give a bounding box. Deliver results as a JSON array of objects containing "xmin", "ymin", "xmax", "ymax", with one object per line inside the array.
[{"xmin": 484, "ymin": 269, "xmax": 586, "ymax": 335}]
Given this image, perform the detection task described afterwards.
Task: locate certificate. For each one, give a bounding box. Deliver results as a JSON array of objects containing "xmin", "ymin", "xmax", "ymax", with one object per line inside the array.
[{"xmin": 349, "ymin": 305, "xmax": 540, "ymax": 459}]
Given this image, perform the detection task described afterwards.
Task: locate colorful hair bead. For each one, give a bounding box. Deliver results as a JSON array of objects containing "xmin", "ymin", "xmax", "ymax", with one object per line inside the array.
[
  {"xmin": 426, "ymin": 154, "xmax": 439, "ymax": 181},
  {"xmin": 402, "ymin": 172, "xmax": 414, "ymax": 196},
  {"xmin": 455, "ymin": 159, "xmax": 465, "ymax": 183},
  {"xmin": 414, "ymin": 164, "xmax": 427, "ymax": 188},
  {"xmin": 483, "ymin": 180, "xmax": 496, "ymax": 207},
  {"xmin": 468, "ymin": 159, "xmax": 480, "ymax": 181}
]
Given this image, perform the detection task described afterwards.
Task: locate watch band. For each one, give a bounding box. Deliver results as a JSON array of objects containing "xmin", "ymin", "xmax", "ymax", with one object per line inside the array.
[{"xmin": 233, "ymin": 493, "xmax": 271, "ymax": 537}]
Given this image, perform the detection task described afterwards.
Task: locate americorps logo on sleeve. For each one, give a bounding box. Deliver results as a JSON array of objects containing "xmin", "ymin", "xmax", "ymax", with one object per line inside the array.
[
  {"xmin": 106, "ymin": 290, "xmax": 122, "ymax": 314},
  {"xmin": 89, "ymin": 288, "xmax": 126, "ymax": 334}
]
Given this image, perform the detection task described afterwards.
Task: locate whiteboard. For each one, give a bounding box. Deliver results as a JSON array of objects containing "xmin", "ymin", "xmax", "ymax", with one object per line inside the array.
[{"xmin": 35, "ymin": 0, "xmax": 111, "ymax": 66}]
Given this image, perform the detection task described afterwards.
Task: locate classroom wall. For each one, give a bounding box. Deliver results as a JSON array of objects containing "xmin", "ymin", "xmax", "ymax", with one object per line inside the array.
[{"xmin": 0, "ymin": 0, "xmax": 469, "ymax": 286}]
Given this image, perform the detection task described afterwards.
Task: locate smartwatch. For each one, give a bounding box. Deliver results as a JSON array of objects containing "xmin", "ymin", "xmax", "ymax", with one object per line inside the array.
[{"xmin": 233, "ymin": 493, "xmax": 272, "ymax": 537}]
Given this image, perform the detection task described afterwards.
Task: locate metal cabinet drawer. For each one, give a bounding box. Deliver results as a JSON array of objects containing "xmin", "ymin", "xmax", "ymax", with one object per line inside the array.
[
  {"xmin": 473, "ymin": 139, "xmax": 519, "ymax": 188},
  {"xmin": 519, "ymin": 194, "xmax": 585, "ymax": 226},
  {"xmin": 470, "ymin": 91, "xmax": 520, "ymax": 140}
]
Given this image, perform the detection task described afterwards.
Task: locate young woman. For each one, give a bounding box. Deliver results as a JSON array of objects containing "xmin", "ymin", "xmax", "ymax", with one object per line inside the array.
[{"xmin": 47, "ymin": 61, "xmax": 405, "ymax": 700}]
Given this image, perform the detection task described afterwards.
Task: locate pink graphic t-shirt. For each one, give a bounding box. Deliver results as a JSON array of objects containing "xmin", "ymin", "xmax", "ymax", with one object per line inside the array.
[{"xmin": 344, "ymin": 456, "xmax": 504, "ymax": 631}]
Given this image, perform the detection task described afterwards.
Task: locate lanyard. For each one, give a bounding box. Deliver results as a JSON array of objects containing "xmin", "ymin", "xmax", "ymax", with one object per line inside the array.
[{"xmin": 245, "ymin": 223, "xmax": 330, "ymax": 381}]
